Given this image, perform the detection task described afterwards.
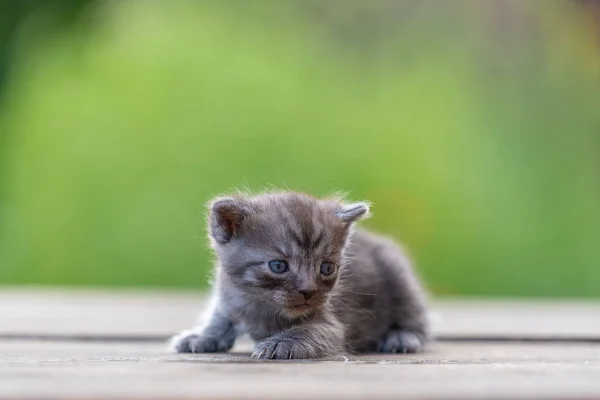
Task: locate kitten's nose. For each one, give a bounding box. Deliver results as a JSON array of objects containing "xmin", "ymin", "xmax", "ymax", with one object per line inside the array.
[{"xmin": 298, "ymin": 289, "xmax": 317, "ymax": 301}]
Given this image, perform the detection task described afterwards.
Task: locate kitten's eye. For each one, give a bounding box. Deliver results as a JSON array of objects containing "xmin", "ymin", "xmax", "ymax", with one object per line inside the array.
[
  {"xmin": 320, "ymin": 262, "xmax": 335, "ymax": 276},
  {"xmin": 268, "ymin": 260, "xmax": 289, "ymax": 273}
]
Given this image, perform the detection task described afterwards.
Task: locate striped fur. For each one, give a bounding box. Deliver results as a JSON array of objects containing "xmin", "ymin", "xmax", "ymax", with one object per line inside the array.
[{"xmin": 171, "ymin": 191, "xmax": 429, "ymax": 359}]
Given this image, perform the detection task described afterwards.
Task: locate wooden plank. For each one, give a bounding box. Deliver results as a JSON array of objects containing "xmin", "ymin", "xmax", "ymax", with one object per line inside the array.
[
  {"xmin": 1, "ymin": 288, "xmax": 600, "ymax": 338},
  {"xmin": 1, "ymin": 340, "xmax": 599, "ymax": 399}
]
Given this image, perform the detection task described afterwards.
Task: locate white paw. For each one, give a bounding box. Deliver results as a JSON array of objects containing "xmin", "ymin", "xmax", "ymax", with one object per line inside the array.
[
  {"xmin": 170, "ymin": 330, "xmax": 230, "ymax": 354},
  {"xmin": 252, "ymin": 337, "xmax": 322, "ymax": 360},
  {"xmin": 377, "ymin": 330, "xmax": 425, "ymax": 354}
]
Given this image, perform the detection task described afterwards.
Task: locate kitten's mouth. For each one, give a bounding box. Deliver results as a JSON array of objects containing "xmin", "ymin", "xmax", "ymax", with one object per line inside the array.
[
  {"xmin": 287, "ymin": 300, "xmax": 320, "ymax": 312},
  {"xmin": 290, "ymin": 303, "xmax": 311, "ymax": 309},
  {"xmin": 284, "ymin": 303, "xmax": 313, "ymax": 317}
]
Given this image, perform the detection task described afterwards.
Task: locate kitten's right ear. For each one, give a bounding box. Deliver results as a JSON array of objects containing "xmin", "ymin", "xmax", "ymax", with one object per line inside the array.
[
  {"xmin": 334, "ymin": 202, "xmax": 371, "ymax": 223},
  {"xmin": 209, "ymin": 197, "xmax": 250, "ymax": 244}
]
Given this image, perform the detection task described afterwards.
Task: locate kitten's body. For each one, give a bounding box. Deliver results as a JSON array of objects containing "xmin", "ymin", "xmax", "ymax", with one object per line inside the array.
[{"xmin": 172, "ymin": 192, "xmax": 429, "ymax": 359}]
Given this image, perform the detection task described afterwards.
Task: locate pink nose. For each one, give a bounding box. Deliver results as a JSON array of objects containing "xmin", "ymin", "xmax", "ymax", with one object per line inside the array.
[{"xmin": 298, "ymin": 289, "xmax": 317, "ymax": 300}]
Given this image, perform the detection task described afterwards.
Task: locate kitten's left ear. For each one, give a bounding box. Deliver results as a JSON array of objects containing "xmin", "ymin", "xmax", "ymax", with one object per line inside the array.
[
  {"xmin": 209, "ymin": 197, "xmax": 251, "ymax": 244},
  {"xmin": 334, "ymin": 202, "xmax": 371, "ymax": 223}
]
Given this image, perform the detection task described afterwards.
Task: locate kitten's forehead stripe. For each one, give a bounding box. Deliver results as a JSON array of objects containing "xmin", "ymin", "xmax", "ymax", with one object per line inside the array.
[
  {"xmin": 311, "ymin": 230, "xmax": 325, "ymax": 250},
  {"xmin": 292, "ymin": 196, "xmax": 312, "ymax": 252},
  {"xmin": 276, "ymin": 203, "xmax": 305, "ymax": 247},
  {"xmin": 261, "ymin": 194, "xmax": 332, "ymax": 256},
  {"xmin": 291, "ymin": 212, "xmax": 327, "ymax": 254},
  {"xmin": 288, "ymin": 228, "xmax": 307, "ymax": 250}
]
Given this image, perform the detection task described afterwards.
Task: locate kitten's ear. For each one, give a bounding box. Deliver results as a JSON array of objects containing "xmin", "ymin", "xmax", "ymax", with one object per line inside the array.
[
  {"xmin": 334, "ymin": 202, "xmax": 371, "ymax": 223},
  {"xmin": 209, "ymin": 197, "xmax": 251, "ymax": 244}
]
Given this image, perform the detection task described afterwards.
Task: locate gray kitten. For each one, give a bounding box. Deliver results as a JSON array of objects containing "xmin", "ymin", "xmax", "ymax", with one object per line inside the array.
[{"xmin": 171, "ymin": 191, "xmax": 429, "ymax": 359}]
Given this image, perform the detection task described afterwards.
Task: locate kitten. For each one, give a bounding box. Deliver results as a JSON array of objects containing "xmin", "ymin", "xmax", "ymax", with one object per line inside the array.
[{"xmin": 171, "ymin": 191, "xmax": 429, "ymax": 359}]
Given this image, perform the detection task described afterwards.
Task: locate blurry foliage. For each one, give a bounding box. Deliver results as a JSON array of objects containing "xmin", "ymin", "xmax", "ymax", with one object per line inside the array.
[
  {"xmin": 0, "ymin": 0, "xmax": 599, "ymax": 297},
  {"xmin": 0, "ymin": 0, "xmax": 93, "ymax": 89},
  {"xmin": 0, "ymin": 0, "xmax": 93, "ymax": 230}
]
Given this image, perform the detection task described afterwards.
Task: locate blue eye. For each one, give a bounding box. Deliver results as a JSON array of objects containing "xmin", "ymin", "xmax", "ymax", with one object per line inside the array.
[
  {"xmin": 320, "ymin": 262, "xmax": 335, "ymax": 276},
  {"xmin": 268, "ymin": 260, "xmax": 289, "ymax": 273}
]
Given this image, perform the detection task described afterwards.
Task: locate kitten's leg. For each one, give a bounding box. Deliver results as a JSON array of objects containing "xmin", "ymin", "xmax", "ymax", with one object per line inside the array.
[
  {"xmin": 252, "ymin": 313, "xmax": 344, "ymax": 360},
  {"xmin": 171, "ymin": 307, "xmax": 237, "ymax": 354},
  {"xmin": 376, "ymin": 241, "xmax": 430, "ymax": 354}
]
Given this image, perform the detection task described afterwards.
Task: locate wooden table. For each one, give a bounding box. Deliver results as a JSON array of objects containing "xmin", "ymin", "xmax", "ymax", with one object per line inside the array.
[{"xmin": 1, "ymin": 288, "xmax": 599, "ymax": 399}]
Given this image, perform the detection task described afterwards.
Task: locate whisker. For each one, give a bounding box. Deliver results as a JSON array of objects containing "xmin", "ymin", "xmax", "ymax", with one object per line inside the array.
[
  {"xmin": 332, "ymin": 297, "xmax": 376, "ymax": 319},
  {"xmin": 336, "ymin": 289, "xmax": 378, "ymax": 296},
  {"xmin": 331, "ymin": 298, "xmax": 356, "ymax": 314}
]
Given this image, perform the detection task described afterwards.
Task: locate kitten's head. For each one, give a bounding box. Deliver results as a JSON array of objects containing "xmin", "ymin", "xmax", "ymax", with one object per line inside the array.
[{"xmin": 208, "ymin": 191, "xmax": 370, "ymax": 319}]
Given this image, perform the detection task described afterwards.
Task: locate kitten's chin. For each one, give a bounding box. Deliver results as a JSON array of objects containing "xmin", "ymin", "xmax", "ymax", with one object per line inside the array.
[
  {"xmin": 282, "ymin": 302, "xmax": 323, "ymax": 318},
  {"xmin": 282, "ymin": 306, "xmax": 314, "ymax": 318}
]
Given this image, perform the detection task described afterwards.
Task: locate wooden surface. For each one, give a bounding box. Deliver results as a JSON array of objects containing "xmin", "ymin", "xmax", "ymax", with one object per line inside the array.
[{"xmin": 1, "ymin": 288, "xmax": 600, "ymax": 399}]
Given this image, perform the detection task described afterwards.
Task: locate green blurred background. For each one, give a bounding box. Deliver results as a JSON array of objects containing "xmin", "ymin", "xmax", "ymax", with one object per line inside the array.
[{"xmin": 1, "ymin": 0, "xmax": 599, "ymax": 297}]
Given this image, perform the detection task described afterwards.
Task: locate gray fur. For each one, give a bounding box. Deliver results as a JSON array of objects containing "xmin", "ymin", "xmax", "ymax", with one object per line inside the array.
[{"xmin": 170, "ymin": 191, "xmax": 430, "ymax": 359}]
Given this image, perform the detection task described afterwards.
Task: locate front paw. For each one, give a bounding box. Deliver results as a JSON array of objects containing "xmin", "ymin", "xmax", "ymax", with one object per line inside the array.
[
  {"xmin": 170, "ymin": 330, "xmax": 232, "ymax": 354},
  {"xmin": 252, "ymin": 337, "xmax": 317, "ymax": 360},
  {"xmin": 377, "ymin": 330, "xmax": 425, "ymax": 354}
]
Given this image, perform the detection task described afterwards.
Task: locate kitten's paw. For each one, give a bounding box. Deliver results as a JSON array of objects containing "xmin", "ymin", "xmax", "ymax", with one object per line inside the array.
[
  {"xmin": 170, "ymin": 330, "xmax": 231, "ymax": 354},
  {"xmin": 252, "ymin": 337, "xmax": 316, "ymax": 360},
  {"xmin": 377, "ymin": 330, "xmax": 425, "ymax": 354}
]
